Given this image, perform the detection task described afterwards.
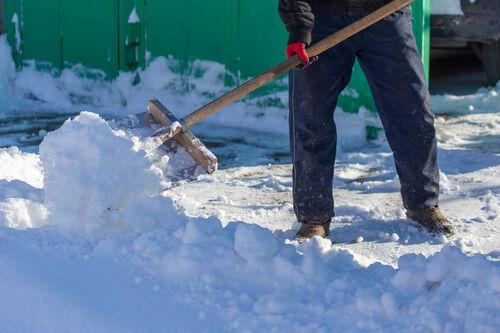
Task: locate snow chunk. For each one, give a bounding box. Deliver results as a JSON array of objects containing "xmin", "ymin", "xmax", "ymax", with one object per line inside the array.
[
  {"xmin": 39, "ymin": 112, "xmax": 163, "ymax": 233},
  {"xmin": 0, "ymin": 198, "xmax": 47, "ymax": 230},
  {"xmin": 0, "ymin": 147, "xmax": 43, "ymax": 188},
  {"xmin": 390, "ymin": 233, "xmax": 400, "ymax": 242},
  {"xmin": 234, "ymin": 223, "xmax": 279, "ymax": 261},
  {"xmin": 128, "ymin": 7, "xmax": 140, "ymax": 24}
]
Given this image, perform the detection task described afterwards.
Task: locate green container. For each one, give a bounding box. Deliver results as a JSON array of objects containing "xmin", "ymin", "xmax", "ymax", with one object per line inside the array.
[
  {"xmin": 60, "ymin": 0, "xmax": 119, "ymax": 76},
  {"xmin": 4, "ymin": 0, "xmax": 430, "ymax": 113},
  {"xmin": 0, "ymin": 0, "xmax": 5, "ymax": 33}
]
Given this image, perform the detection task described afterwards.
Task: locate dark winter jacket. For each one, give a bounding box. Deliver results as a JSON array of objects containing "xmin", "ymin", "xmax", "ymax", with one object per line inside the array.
[{"xmin": 278, "ymin": 0, "xmax": 391, "ymax": 45}]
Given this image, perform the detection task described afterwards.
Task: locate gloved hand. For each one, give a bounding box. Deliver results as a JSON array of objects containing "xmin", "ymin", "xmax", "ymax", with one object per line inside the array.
[{"xmin": 286, "ymin": 42, "xmax": 309, "ymax": 63}]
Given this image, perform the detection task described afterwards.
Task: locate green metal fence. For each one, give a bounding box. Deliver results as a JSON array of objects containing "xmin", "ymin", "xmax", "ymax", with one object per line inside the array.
[
  {"xmin": 3, "ymin": 0, "xmax": 430, "ymax": 113},
  {"xmin": 0, "ymin": 0, "xmax": 4, "ymax": 33}
]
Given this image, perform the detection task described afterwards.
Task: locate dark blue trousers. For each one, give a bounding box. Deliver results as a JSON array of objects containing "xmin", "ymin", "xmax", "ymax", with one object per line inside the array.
[{"xmin": 289, "ymin": 7, "xmax": 439, "ymax": 223}]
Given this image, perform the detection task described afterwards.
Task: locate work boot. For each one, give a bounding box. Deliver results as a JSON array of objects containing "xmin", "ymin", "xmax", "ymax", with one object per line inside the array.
[
  {"xmin": 406, "ymin": 206, "xmax": 455, "ymax": 236},
  {"xmin": 296, "ymin": 220, "xmax": 331, "ymax": 240}
]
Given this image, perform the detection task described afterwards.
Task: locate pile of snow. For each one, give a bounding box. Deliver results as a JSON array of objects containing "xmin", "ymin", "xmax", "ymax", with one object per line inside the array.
[
  {"xmin": 431, "ymin": 0, "xmax": 463, "ymax": 15},
  {"xmin": 0, "ymin": 208, "xmax": 498, "ymax": 331},
  {"xmin": 0, "ymin": 147, "xmax": 42, "ymax": 187},
  {"xmin": 0, "ymin": 110, "xmax": 498, "ymax": 331},
  {"xmin": 0, "ymin": 147, "xmax": 45, "ymax": 229},
  {"xmin": 432, "ymin": 83, "xmax": 500, "ymax": 115},
  {"xmin": 39, "ymin": 112, "xmax": 165, "ymax": 233},
  {"xmin": 0, "ymin": 111, "xmax": 193, "ymax": 232}
]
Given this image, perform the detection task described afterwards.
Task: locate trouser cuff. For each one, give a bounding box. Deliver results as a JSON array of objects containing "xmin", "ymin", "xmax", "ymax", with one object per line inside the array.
[
  {"xmin": 296, "ymin": 212, "xmax": 334, "ymax": 225},
  {"xmin": 404, "ymin": 197, "xmax": 439, "ymax": 211}
]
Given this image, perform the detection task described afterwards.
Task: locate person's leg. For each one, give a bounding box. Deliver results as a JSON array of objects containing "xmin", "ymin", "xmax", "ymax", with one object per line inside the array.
[
  {"xmin": 290, "ymin": 12, "xmax": 358, "ymax": 223},
  {"xmin": 356, "ymin": 6, "xmax": 439, "ymax": 210}
]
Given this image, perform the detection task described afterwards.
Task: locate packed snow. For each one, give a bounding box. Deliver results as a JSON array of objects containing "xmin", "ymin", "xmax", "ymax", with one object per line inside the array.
[{"xmin": 0, "ymin": 33, "xmax": 499, "ymax": 332}]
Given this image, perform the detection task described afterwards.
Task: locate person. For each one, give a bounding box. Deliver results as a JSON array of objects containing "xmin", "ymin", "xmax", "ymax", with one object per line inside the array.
[{"xmin": 278, "ymin": 0, "xmax": 455, "ymax": 239}]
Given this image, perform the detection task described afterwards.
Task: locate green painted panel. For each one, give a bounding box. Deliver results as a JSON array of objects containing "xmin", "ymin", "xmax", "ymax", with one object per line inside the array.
[
  {"xmin": 119, "ymin": 0, "xmax": 146, "ymax": 72},
  {"xmin": 144, "ymin": 1, "xmax": 186, "ymax": 62},
  {"xmin": 414, "ymin": 0, "xmax": 431, "ymax": 80},
  {"xmin": 20, "ymin": 0, "xmax": 61, "ymax": 71},
  {"xmin": 144, "ymin": 0, "xmax": 237, "ymax": 79},
  {"xmin": 4, "ymin": 0, "xmax": 23, "ymax": 67},
  {"xmin": 186, "ymin": 0, "xmax": 236, "ymax": 65},
  {"xmin": 60, "ymin": 0, "xmax": 118, "ymax": 78},
  {"xmin": 0, "ymin": 0, "xmax": 5, "ymax": 33},
  {"xmin": 238, "ymin": 0, "xmax": 288, "ymax": 79}
]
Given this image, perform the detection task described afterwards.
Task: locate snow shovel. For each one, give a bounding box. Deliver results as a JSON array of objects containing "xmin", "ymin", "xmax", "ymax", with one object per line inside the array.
[{"xmin": 147, "ymin": 0, "xmax": 415, "ymax": 174}]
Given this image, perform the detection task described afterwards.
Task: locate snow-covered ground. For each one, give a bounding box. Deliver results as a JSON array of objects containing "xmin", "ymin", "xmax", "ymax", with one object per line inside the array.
[{"xmin": 0, "ymin": 35, "xmax": 499, "ymax": 332}]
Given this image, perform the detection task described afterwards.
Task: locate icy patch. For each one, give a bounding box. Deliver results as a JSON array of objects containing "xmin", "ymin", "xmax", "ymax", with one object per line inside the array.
[
  {"xmin": 432, "ymin": 84, "xmax": 500, "ymax": 153},
  {"xmin": 39, "ymin": 112, "xmax": 164, "ymax": 233},
  {"xmin": 436, "ymin": 113, "xmax": 500, "ymax": 153},
  {"xmin": 252, "ymin": 175, "xmax": 292, "ymax": 192}
]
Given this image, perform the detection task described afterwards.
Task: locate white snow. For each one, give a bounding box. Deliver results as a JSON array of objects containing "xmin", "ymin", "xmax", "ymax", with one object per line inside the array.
[
  {"xmin": 39, "ymin": 112, "xmax": 165, "ymax": 233},
  {"xmin": 0, "ymin": 146, "xmax": 42, "ymax": 187},
  {"xmin": 11, "ymin": 13, "xmax": 22, "ymax": 53},
  {"xmin": 0, "ymin": 31, "xmax": 499, "ymax": 332},
  {"xmin": 431, "ymin": 0, "xmax": 464, "ymax": 15},
  {"xmin": 128, "ymin": 7, "xmax": 141, "ymax": 24},
  {"xmin": 432, "ymin": 83, "xmax": 500, "ymax": 115}
]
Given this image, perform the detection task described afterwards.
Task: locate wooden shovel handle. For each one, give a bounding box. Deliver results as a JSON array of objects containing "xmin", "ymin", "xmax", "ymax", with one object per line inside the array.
[{"xmin": 182, "ymin": 0, "xmax": 415, "ymax": 129}]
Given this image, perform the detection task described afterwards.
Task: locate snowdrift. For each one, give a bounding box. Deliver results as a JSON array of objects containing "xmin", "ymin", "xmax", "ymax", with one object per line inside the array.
[{"xmin": 0, "ymin": 112, "xmax": 498, "ymax": 332}]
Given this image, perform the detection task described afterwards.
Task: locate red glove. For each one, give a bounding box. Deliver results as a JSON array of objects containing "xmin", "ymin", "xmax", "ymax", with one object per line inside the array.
[{"xmin": 286, "ymin": 42, "xmax": 309, "ymax": 63}]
